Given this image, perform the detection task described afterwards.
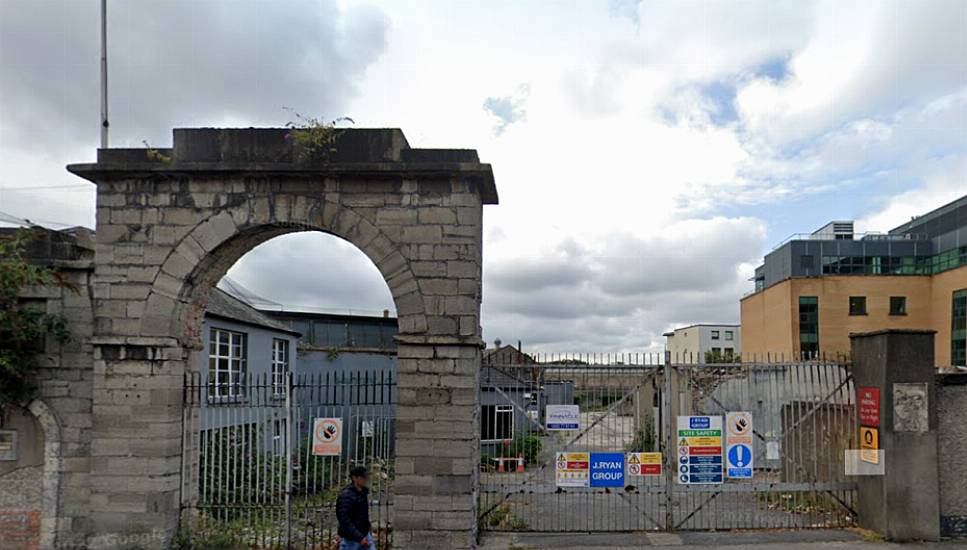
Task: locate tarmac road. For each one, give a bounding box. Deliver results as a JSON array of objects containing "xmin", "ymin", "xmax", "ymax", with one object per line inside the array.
[{"xmin": 480, "ymin": 529, "xmax": 967, "ymax": 549}]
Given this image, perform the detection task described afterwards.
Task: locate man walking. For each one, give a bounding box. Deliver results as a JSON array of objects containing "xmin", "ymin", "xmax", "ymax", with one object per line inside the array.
[{"xmin": 337, "ymin": 466, "xmax": 375, "ymax": 550}]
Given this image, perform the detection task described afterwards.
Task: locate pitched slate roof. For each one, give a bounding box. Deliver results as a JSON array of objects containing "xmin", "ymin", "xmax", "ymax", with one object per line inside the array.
[
  {"xmin": 483, "ymin": 345, "xmax": 536, "ymax": 365},
  {"xmin": 206, "ymin": 288, "xmax": 301, "ymax": 336}
]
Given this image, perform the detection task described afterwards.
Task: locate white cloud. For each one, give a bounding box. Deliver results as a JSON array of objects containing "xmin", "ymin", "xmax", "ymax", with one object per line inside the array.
[
  {"xmin": 4, "ymin": 0, "xmax": 967, "ymax": 353},
  {"xmin": 735, "ymin": 0, "xmax": 967, "ymax": 150},
  {"xmin": 0, "ymin": 0, "xmax": 389, "ymax": 226},
  {"xmin": 482, "ymin": 217, "xmax": 765, "ymax": 351},
  {"xmin": 226, "ymin": 232, "xmax": 395, "ymax": 315},
  {"xmin": 857, "ymin": 155, "xmax": 967, "ymax": 233}
]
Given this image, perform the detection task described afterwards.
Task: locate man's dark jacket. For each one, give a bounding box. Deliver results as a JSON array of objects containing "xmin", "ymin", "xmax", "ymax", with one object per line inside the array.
[{"xmin": 336, "ymin": 484, "xmax": 371, "ymax": 543}]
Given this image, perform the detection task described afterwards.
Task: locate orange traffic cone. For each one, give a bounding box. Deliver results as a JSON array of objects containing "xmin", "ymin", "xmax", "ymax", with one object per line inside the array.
[
  {"xmin": 516, "ymin": 453, "xmax": 524, "ymax": 473},
  {"xmin": 497, "ymin": 458, "xmax": 505, "ymax": 473}
]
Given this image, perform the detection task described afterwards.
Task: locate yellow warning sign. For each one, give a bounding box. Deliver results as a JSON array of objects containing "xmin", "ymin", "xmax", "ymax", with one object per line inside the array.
[
  {"xmin": 555, "ymin": 452, "xmax": 590, "ymax": 487},
  {"xmin": 686, "ymin": 436, "xmax": 720, "ymax": 446},
  {"xmin": 639, "ymin": 452, "xmax": 661, "ymax": 465},
  {"xmin": 860, "ymin": 426, "xmax": 879, "ymax": 465},
  {"xmin": 626, "ymin": 452, "xmax": 662, "ymax": 476}
]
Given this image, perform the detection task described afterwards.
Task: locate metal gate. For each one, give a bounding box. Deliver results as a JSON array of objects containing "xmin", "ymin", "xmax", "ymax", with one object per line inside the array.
[
  {"xmin": 478, "ymin": 354, "xmax": 858, "ymax": 532},
  {"xmin": 180, "ymin": 370, "xmax": 396, "ymax": 548}
]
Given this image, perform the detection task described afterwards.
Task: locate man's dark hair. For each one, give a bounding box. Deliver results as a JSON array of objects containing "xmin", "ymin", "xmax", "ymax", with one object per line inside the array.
[{"xmin": 350, "ymin": 466, "xmax": 368, "ymax": 479}]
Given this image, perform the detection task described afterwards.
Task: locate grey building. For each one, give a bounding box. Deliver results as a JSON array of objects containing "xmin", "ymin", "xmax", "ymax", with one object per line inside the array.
[
  {"xmin": 196, "ymin": 289, "xmax": 302, "ymax": 452},
  {"xmin": 260, "ymin": 309, "xmax": 399, "ymax": 459},
  {"xmin": 479, "ymin": 365, "xmax": 574, "ymax": 453},
  {"xmin": 262, "ymin": 309, "xmax": 398, "ymax": 378}
]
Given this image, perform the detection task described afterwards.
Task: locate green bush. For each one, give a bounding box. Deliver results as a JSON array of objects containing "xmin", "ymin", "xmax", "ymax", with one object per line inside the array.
[
  {"xmin": 705, "ymin": 350, "xmax": 740, "ymax": 364},
  {"xmin": 626, "ymin": 419, "xmax": 657, "ymax": 452},
  {"xmin": 0, "ymin": 230, "xmax": 73, "ymax": 407},
  {"xmin": 505, "ymin": 435, "xmax": 542, "ymax": 464},
  {"xmin": 480, "ymin": 452, "xmax": 495, "ymax": 472},
  {"xmin": 198, "ymin": 426, "xmax": 287, "ymax": 521}
]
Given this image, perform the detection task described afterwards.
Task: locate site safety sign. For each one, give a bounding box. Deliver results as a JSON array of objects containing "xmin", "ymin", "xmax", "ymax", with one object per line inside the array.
[
  {"xmin": 677, "ymin": 416, "xmax": 723, "ymax": 484},
  {"xmin": 555, "ymin": 452, "xmax": 590, "ymax": 487},
  {"xmin": 627, "ymin": 452, "xmax": 662, "ymax": 476},
  {"xmin": 725, "ymin": 411, "xmax": 754, "ymax": 479}
]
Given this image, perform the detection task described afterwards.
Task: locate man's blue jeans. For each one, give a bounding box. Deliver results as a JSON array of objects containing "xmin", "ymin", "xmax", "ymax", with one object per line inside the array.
[{"xmin": 339, "ymin": 533, "xmax": 376, "ymax": 550}]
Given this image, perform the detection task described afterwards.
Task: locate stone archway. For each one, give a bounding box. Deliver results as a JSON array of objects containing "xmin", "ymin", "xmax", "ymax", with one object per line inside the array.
[
  {"xmin": 68, "ymin": 128, "xmax": 497, "ymax": 550},
  {"xmin": 0, "ymin": 399, "xmax": 61, "ymax": 550}
]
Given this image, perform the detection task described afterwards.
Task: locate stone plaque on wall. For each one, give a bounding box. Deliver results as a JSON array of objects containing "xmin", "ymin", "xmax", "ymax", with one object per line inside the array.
[
  {"xmin": 893, "ymin": 382, "xmax": 929, "ymax": 433},
  {"xmin": 0, "ymin": 430, "xmax": 16, "ymax": 461}
]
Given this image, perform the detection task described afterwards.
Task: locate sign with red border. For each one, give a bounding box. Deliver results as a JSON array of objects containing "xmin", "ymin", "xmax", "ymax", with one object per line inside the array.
[
  {"xmin": 627, "ymin": 452, "xmax": 662, "ymax": 476},
  {"xmin": 312, "ymin": 418, "xmax": 342, "ymax": 456}
]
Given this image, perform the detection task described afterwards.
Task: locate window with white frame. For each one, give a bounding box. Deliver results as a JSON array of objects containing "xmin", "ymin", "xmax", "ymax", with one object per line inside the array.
[
  {"xmin": 272, "ymin": 338, "xmax": 289, "ymax": 398},
  {"xmin": 272, "ymin": 419, "xmax": 287, "ymax": 457},
  {"xmin": 209, "ymin": 328, "xmax": 247, "ymax": 399},
  {"xmin": 725, "ymin": 330, "xmax": 734, "ymax": 341},
  {"xmin": 481, "ymin": 405, "xmax": 513, "ymax": 441},
  {"xmin": 711, "ymin": 330, "xmax": 720, "ymax": 340}
]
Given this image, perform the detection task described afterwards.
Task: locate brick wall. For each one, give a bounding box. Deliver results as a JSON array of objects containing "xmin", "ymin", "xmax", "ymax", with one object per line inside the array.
[{"xmin": 0, "ymin": 510, "xmax": 41, "ymax": 550}]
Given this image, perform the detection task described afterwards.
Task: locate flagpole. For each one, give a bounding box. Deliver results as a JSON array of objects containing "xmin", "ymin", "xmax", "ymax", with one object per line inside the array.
[{"xmin": 100, "ymin": 0, "xmax": 109, "ymax": 148}]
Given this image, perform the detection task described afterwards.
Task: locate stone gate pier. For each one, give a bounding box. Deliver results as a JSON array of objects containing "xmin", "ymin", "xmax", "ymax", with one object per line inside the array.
[{"xmin": 54, "ymin": 128, "xmax": 497, "ymax": 549}]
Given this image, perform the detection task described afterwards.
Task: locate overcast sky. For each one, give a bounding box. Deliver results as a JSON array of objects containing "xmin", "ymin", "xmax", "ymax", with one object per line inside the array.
[{"xmin": 2, "ymin": 0, "xmax": 966, "ymax": 352}]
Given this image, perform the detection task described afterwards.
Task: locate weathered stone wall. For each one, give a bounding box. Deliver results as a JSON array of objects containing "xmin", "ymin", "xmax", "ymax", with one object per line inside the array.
[
  {"xmin": 850, "ymin": 330, "xmax": 940, "ymax": 541},
  {"xmin": 938, "ymin": 374, "xmax": 967, "ymax": 536},
  {"xmin": 30, "ymin": 268, "xmax": 95, "ymax": 547},
  {"xmin": 64, "ymin": 128, "xmax": 496, "ymax": 549},
  {"xmin": 0, "ymin": 230, "xmax": 96, "ymax": 548}
]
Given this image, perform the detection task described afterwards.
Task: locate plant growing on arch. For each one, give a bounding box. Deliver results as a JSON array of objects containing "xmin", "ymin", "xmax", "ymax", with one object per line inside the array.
[
  {"xmin": 0, "ymin": 230, "xmax": 73, "ymax": 409},
  {"xmin": 283, "ymin": 108, "xmax": 354, "ymax": 164}
]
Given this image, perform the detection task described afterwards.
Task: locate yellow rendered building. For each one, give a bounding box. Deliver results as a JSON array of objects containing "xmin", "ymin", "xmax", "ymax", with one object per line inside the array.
[{"xmin": 741, "ymin": 199, "xmax": 967, "ymax": 367}]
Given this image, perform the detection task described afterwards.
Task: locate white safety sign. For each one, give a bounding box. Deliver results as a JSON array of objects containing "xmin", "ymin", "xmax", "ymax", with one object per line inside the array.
[
  {"xmin": 546, "ymin": 405, "xmax": 580, "ymax": 431},
  {"xmin": 677, "ymin": 416, "xmax": 723, "ymax": 484},
  {"xmin": 312, "ymin": 418, "xmax": 342, "ymax": 456},
  {"xmin": 725, "ymin": 411, "xmax": 754, "ymax": 479}
]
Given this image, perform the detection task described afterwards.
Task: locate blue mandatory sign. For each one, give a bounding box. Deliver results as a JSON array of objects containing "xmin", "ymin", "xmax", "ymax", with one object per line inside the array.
[
  {"xmin": 690, "ymin": 473, "xmax": 723, "ymax": 483},
  {"xmin": 727, "ymin": 444, "xmax": 753, "ymax": 479},
  {"xmin": 682, "ymin": 455, "xmax": 722, "ymax": 465},
  {"xmin": 589, "ymin": 452, "xmax": 625, "ymax": 488}
]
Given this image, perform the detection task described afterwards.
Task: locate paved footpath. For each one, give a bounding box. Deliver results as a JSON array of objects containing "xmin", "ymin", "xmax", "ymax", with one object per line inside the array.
[{"xmin": 480, "ymin": 530, "xmax": 967, "ymax": 549}]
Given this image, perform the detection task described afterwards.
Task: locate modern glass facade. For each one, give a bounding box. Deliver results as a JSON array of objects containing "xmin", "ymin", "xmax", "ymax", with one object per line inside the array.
[
  {"xmin": 954, "ymin": 290, "xmax": 967, "ymax": 367},
  {"xmin": 799, "ymin": 296, "xmax": 819, "ymax": 357},
  {"xmin": 821, "ymin": 246, "xmax": 967, "ymax": 276}
]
